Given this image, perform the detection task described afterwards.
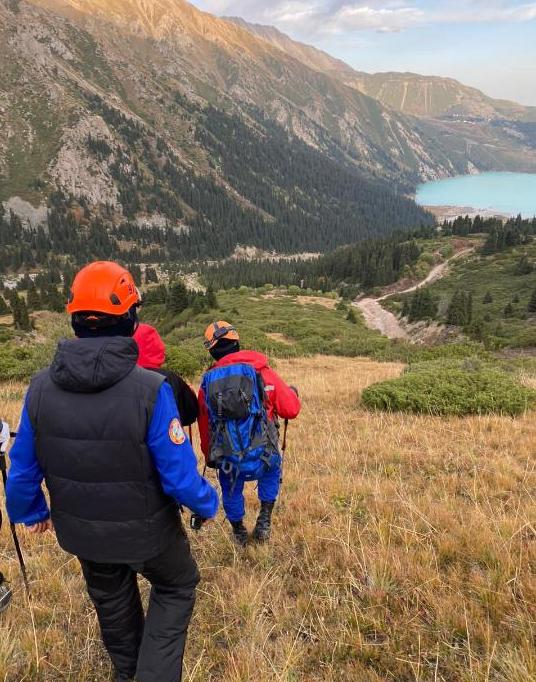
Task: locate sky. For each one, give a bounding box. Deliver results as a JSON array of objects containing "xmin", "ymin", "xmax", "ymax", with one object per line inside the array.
[{"xmin": 190, "ymin": 1, "xmax": 536, "ymax": 105}]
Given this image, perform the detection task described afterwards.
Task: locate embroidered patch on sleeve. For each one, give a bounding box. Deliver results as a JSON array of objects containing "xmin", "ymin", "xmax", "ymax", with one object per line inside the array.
[{"xmin": 169, "ymin": 418, "xmax": 186, "ymax": 445}]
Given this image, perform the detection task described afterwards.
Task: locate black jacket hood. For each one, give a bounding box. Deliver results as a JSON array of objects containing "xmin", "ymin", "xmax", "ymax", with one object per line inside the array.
[{"xmin": 50, "ymin": 337, "xmax": 139, "ymax": 393}]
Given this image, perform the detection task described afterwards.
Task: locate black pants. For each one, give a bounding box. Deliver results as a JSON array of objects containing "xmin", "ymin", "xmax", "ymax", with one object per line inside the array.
[{"xmin": 79, "ymin": 533, "xmax": 200, "ymax": 682}]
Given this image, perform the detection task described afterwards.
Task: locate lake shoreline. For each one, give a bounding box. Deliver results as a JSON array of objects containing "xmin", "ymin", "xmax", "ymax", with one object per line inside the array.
[
  {"xmin": 424, "ymin": 204, "xmax": 512, "ymax": 222},
  {"xmin": 416, "ymin": 171, "xmax": 536, "ymax": 221}
]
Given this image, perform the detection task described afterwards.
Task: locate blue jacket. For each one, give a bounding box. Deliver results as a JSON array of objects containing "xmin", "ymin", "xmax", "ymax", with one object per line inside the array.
[{"xmin": 7, "ymin": 382, "xmax": 219, "ymax": 526}]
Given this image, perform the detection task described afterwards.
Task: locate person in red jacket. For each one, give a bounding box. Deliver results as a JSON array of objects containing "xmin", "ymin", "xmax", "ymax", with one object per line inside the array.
[
  {"xmin": 133, "ymin": 323, "xmax": 199, "ymax": 427},
  {"xmin": 198, "ymin": 321, "xmax": 301, "ymax": 545}
]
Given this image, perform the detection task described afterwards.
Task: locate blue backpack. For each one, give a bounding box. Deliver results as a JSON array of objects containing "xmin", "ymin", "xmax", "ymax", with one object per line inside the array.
[{"xmin": 201, "ymin": 363, "xmax": 280, "ymax": 481}]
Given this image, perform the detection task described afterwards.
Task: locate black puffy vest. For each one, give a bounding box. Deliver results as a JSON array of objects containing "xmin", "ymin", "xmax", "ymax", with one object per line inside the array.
[{"xmin": 27, "ymin": 337, "xmax": 179, "ymax": 563}]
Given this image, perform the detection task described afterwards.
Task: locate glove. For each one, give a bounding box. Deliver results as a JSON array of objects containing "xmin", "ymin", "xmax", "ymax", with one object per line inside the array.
[
  {"xmin": 289, "ymin": 385, "xmax": 299, "ymax": 397},
  {"xmin": 0, "ymin": 422, "xmax": 10, "ymax": 454}
]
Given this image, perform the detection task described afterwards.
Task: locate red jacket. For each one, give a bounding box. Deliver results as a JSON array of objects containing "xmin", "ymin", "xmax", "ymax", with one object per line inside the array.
[
  {"xmin": 133, "ymin": 323, "xmax": 199, "ymax": 426},
  {"xmin": 198, "ymin": 350, "xmax": 301, "ymax": 457},
  {"xmin": 133, "ymin": 323, "xmax": 166, "ymax": 369}
]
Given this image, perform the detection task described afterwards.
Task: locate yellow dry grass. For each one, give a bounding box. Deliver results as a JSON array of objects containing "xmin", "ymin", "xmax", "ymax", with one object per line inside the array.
[
  {"xmin": 1, "ymin": 356, "xmax": 535, "ymax": 681},
  {"xmin": 295, "ymin": 296, "xmax": 337, "ymax": 310},
  {"xmin": 265, "ymin": 333, "xmax": 295, "ymax": 346}
]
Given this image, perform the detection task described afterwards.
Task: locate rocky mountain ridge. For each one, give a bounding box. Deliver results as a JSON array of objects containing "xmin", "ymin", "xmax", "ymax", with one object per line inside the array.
[
  {"xmin": 227, "ymin": 17, "xmax": 536, "ymax": 122},
  {"xmin": 1, "ymin": 0, "xmax": 535, "ymax": 260}
]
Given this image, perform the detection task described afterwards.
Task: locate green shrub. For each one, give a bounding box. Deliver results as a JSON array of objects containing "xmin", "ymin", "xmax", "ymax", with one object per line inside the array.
[
  {"xmin": 0, "ymin": 343, "xmax": 45, "ymax": 380},
  {"xmin": 362, "ymin": 360, "xmax": 536, "ymax": 416},
  {"xmin": 439, "ymin": 244, "xmax": 454, "ymax": 259},
  {"xmin": 165, "ymin": 344, "xmax": 207, "ymax": 379},
  {"xmin": 419, "ymin": 252, "xmax": 435, "ymax": 265},
  {"xmin": 346, "ymin": 309, "xmax": 358, "ymax": 324}
]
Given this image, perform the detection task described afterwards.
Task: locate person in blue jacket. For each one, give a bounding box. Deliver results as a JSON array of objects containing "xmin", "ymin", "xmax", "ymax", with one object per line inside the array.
[{"xmin": 6, "ymin": 261, "xmax": 219, "ymax": 682}]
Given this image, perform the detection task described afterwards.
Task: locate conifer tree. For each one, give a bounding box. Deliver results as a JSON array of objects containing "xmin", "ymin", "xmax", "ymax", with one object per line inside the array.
[
  {"xmin": 465, "ymin": 292, "xmax": 473, "ymax": 325},
  {"xmin": 144, "ymin": 284, "xmax": 168, "ymax": 304},
  {"xmin": 206, "ymin": 284, "xmax": 218, "ymax": 309},
  {"xmin": 408, "ymin": 288, "xmax": 436, "ymax": 322},
  {"xmin": 11, "ymin": 293, "xmax": 31, "ymax": 330},
  {"xmin": 192, "ymin": 294, "xmax": 207, "ymax": 315},
  {"xmin": 27, "ymin": 283, "xmax": 41, "ymax": 312},
  {"xmin": 447, "ymin": 291, "xmax": 465, "ymax": 326},
  {"xmin": 129, "ymin": 264, "xmax": 142, "ymax": 286},
  {"xmin": 167, "ymin": 281, "xmax": 189, "ymax": 314},
  {"xmin": 145, "ymin": 267, "xmax": 158, "ymax": 284},
  {"xmin": 483, "ymin": 291, "xmax": 493, "ymax": 304},
  {"xmin": 46, "ymin": 285, "xmax": 64, "ymax": 313}
]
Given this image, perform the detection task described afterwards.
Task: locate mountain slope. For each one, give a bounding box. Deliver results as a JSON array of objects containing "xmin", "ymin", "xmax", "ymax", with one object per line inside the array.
[
  {"xmin": 0, "ymin": 0, "xmax": 438, "ymax": 263},
  {"xmin": 351, "ymin": 72, "xmax": 536, "ymax": 121},
  {"xmin": 1, "ymin": 0, "xmax": 535, "ymax": 265},
  {"xmin": 228, "ymin": 17, "xmax": 536, "ymax": 123},
  {"xmin": 7, "ymin": 0, "xmax": 478, "ymax": 185}
]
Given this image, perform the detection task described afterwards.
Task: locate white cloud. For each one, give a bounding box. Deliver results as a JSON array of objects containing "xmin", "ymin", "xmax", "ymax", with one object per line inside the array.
[
  {"xmin": 327, "ymin": 5, "xmax": 425, "ymax": 33},
  {"xmin": 198, "ymin": 1, "xmax": 536, "ymax": 35}
]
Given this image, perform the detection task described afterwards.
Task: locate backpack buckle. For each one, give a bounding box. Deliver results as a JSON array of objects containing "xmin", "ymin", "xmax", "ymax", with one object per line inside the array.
[{"xmin": 221, "ymin": 460, "xmax": 234, "ymax": 476}]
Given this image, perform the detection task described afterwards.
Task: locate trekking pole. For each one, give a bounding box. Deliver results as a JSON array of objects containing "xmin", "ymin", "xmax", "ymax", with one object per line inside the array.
[
  {"xmin": 0, "ymin": 430, "xmax": 30, "ymax": 597},
  {"xmin": 280, "ymin": 385, "xmax": 299, "ymax": 487},
  {"xmin": 280, "ymin": 419, "xmax": 289, "ymax": 486}
]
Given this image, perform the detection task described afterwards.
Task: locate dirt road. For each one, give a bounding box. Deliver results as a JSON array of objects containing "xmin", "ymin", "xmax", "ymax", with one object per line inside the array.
[
  {"xmin": 355, "ymin": 297, "xmax": 409, "ymax": 339},
  {"xmin": 378, "ymin": 248, "xmax": 474, "ymax": 301},
  {"xmin": 354, "ymin": 248, "xmax": 473, "ymax": 340}
]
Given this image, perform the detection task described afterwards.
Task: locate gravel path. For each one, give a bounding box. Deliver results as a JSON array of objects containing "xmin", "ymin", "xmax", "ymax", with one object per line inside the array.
[
  {"xmin": 354, "ymin": 298, "xmax": 409, "ymax": 339},
  {"xmin": 354, "ymin": 248, "xmax": 474, "ymax": 340}
]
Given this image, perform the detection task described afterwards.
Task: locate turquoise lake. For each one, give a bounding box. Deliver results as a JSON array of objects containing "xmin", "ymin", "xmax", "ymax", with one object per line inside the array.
[{"xmin": 416, "ymin": 172, "xmax": 536, "ymax": 218}]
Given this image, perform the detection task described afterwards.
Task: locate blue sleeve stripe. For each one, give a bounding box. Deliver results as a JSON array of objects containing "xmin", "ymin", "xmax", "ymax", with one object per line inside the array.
[
  {"xmin": 6, "ymin": 396, "xmax": 50, "ymax": 526},
  {"xmin": 147, "ymin": 384, "xmax": 219, "ymax": 519}
]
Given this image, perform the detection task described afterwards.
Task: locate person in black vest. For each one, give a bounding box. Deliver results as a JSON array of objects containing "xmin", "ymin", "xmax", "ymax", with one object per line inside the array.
[{"xmin": 6, "ymin": 262, "xmax": 219, "ymax": 682}]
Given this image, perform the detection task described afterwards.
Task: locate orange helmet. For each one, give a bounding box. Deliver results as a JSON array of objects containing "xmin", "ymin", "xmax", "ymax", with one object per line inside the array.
[
  {"xmin": 203, "ymin": 321, "xmax": 239, "ymax": 350},
  {"xmin": 66, "ymin": 261, "xmax": 141, "ymax": 316}
]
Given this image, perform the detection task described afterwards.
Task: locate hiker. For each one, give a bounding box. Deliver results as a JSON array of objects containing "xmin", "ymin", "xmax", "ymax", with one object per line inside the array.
[
  {"xmin": 134, "ymin": 323, "xmax": 198, "ymax": 427},
  {"xmin": 6, "ymin": 262, "xmax": 219, "ymax": 682},
  {"xmin": 0, "ymin": 420, "xmax": 13, "ymax": 613},
  {"xmin": 198, "ymin": 321, "xmax": 301, "ymax": 545}
]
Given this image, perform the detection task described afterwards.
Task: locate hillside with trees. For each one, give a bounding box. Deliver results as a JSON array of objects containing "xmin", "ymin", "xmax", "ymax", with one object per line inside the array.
[{"xmin": 2, "ymin": 0, "xmax": 536, "ymax": 263}]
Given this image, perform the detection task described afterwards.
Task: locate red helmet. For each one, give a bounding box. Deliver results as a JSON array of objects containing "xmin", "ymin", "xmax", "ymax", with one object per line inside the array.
[{"xmin": 67, "ymin": 262, "xmax": 141, "ymax": 316}]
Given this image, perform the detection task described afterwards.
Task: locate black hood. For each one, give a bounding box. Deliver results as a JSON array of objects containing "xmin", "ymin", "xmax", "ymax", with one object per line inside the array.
[{"xmin": 50, "ymin": 337, "xmax": 139, "ymax": 393}]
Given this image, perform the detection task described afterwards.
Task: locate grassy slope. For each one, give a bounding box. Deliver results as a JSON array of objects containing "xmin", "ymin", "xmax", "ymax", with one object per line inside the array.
[
  {"xmin": 431, "ymin": 245, "xmax": 536, "ymax": 346},
  {"xmin": 141, "ymin": 289, "xmax": 393, "ymax": 375},
  {"xmin": 1, "ymin": 355, "xmax": 535, "ymax": 680},
  {"xmin": 386, "ymin": 242, "xmax": 536, "ymax": 348}
]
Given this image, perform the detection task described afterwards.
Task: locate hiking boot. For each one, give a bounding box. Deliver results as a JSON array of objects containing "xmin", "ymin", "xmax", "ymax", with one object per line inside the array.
[
  {"xmin": 253, "ymin": 502, "xmax": 275, "ymax": 543},
  {"xmin": 230, "ymin": 520, "xmax": 248, "ymax": 547}
]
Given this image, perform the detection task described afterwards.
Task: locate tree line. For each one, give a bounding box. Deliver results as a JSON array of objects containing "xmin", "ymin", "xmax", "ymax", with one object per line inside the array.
[
  {"xmin": 441, "ymin": 213, "xmax": 536, "ymax": 252},
  {"xmin": 2, "ymin": 90, "xmax": 433, "ymax": 276},
  {"xmin": 201, "ymin": 227, "xmax": 434, "ymax": 294}
]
